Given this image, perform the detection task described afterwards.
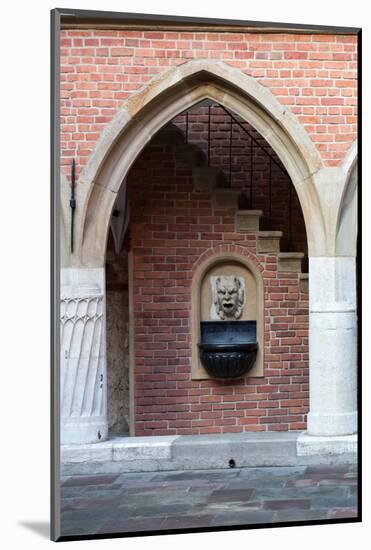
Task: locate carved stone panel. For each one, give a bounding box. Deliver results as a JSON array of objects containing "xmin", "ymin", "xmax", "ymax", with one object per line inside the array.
[
  {"xmin": 60, "ymin": 267, "xmax": 108, "ymax": 444},
  {"xmin": 201, "ymin": 262, "xmax": 257, "ymax": 322},
  {"xmin": 60, "ymin": 295, "xmax": 105, "ymax": 420},
  {"xmin": 210, "ymin": 275, "xmax": 245, "ymax": 320}
]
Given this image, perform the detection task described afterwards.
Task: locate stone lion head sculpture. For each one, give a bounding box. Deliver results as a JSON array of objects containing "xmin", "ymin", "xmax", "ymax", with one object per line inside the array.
[{"xmin": 213, "ymin": 275, "xmax": 245, "ymax": 320}]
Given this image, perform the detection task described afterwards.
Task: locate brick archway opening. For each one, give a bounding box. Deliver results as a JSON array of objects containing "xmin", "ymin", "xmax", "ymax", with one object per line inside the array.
[{"xmin": 105, "ymin": 98, "xmax": 310, "ymax": 437}]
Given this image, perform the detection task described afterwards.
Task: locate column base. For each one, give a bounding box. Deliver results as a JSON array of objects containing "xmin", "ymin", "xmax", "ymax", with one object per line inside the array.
[
  {"xmin": 61, "ymin": 417, "xmax": 108, "ymax": 445},
  {"xmin": 307, "ymin": 411, "xmax": 357, "ymax": 437},
  {"xmin": 297, "ymin": 431, "xmax": 357, "ymax": 457}
]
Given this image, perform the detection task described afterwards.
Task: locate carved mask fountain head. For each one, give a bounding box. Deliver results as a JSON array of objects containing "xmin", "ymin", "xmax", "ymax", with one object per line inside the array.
[{"xmin": 215, "ymin": 275, "xmax": 244, "ymax": 320}]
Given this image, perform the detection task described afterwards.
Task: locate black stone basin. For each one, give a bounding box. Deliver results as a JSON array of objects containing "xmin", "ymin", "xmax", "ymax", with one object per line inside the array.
[{"xmin": 198, "ymin": 321, "xmax": 258, "ymax": 379}]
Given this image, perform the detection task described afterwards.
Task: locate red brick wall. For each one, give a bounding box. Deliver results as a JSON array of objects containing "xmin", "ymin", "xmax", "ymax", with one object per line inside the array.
[
  {"xmin": 60, "ymin": 27, "xmax": 356, "ymax": 435},
  {"xmin": 60, "ymin": 29, "xmax": 357, "ymax": 177},
  {"xmin": 128, "ymin": 129, "xmax": 309, "ymax": 435}
]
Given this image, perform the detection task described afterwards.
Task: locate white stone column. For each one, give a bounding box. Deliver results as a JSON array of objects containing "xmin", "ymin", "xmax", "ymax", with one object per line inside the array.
[
  {"xmin": 307, "ymin": 256, "xmax": 357, "ymax": 436},
  {"xmin": 60, "ymin": 268, "xmax": 108, "ymax": 444}
]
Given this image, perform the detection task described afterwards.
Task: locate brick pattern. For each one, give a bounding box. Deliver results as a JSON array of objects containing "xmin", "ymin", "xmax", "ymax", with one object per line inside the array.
[
  {"xmin": 60, "ymin": 28, "xmax": 356, "ymax": 436},
  {"xmin": 128, "ymin": 130, "xmax": 309, "ymax": 436},
  {"xmin": 60, "ymin": 30, "xmax": 357, "ymax": 175}
]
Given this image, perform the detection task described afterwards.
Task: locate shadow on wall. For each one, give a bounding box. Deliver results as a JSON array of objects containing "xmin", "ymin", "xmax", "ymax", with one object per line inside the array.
[
  {"xmin": 106, "ymin": 230, "xmax": 130, "ymax": 435},
  {"xmin": 18, "ymin": 521, "xmax": 49, "ymax": 539}
]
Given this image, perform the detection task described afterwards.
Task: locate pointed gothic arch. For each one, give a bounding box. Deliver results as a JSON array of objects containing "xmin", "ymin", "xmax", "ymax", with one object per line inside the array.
[{"xmin": 62, "ymin": 59, "xmax": 327, "ymax": 268}]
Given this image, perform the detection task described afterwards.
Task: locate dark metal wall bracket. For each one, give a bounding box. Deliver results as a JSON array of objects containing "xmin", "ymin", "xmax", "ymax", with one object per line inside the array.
[
  {"xmin": 70, "ymin": 159, "xmax": 76, "ymax": 253},
  {"xmin": 199, "ymin": 321, "xmax": 258, "ymax": 379}
]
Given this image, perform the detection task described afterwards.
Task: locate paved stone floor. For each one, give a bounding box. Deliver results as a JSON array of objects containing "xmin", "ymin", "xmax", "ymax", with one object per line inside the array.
[{"xmin": 60, "ymin": 464, "xmax": 358, "ymax": 537}]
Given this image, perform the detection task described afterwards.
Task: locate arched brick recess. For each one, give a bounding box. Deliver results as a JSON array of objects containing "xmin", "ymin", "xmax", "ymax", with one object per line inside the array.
[{"xmin": 191, "ymin": 246, "xmax": 265, "ymax": 380}]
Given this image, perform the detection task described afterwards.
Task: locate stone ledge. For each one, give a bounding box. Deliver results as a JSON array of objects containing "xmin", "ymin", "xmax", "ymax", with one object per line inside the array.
[
  {"xmin": 235, "ymin": 210, "xmax": 263, "ymax": 232},
  {"xmin": 300, "ymin": 273, "xmax": 309, "ymax": 293},
  {"xmin": 278, "ymin": 252, "xmax": 304, "ymax": 273},
  {"xmin": 297, "ymin": 432, "xmax": 357, "ymax": 456},
  {"xmin": 257, "ymin": 231, "xmax": 283, "ymax": 253},
  {"xmin": 258, "ymin": 231, "xmax": 283, "ymax": 237},
  {"xmin": 60, "ymin": 431, "xmax": 357, "ymax": 475},
  {"xmin": 61, "ymin": 435, "xmax": 178, "ymax": 464}
]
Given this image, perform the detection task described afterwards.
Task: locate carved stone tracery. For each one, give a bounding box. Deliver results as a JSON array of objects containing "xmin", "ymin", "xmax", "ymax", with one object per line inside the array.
[{"xmin": 60, "ymin": 294, "xmax": 106, "ymax": 436}]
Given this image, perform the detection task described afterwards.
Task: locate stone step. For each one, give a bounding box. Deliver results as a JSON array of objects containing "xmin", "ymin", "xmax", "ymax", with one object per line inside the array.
[
  {"xmin": 60, "ymin": 432, "xmax": 356, "ymax": 475},
  {"xmin": 257, "ymin": 231, "xmax": 283, "ymax": 253},
  {"xmin": 278, "ymin": 252, "xmax": 305, "ymax": 273},
  {"xmin": 300, "ymin": 273, "xmax": 309, "ymax": 293},
  {"xmin": 235, "ymin": 210, "xmax": 263, "ymax": 232},
  {"xmin": 193, "ymin": 166, "xmax": 223, "ymax": 192}
]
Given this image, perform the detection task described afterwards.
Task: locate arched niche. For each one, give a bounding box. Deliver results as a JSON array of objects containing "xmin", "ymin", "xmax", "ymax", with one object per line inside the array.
[{"xmin": 191, "ymin": 250, "xmax": 264, "ymax": 379}]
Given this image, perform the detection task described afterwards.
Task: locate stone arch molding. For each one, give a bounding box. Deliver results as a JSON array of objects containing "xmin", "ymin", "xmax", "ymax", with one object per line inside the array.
[
  {"xmin": 335, "ymin": 140, "xmax": 358, "ymax": 257},
  {"xmin": 62, "ymin": 58, "xmax": 329, "ymax": 268}
]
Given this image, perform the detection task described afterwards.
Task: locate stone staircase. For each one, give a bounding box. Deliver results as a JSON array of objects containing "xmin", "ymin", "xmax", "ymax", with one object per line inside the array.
[
  {"xmin": 154, "ymin": 126, "xmax": 308, "ymax": 293},
  {"xmin": 193, "ymin": 167, "xmax": 309, "ymax": 293}
]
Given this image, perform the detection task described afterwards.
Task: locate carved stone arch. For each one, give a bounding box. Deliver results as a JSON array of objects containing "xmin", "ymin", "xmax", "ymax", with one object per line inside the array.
[
  {"xmin": 336, "ymin": 140, "xmax": 358, "ymax": 257},
  {"xmin": 67, "ymin": 59, "xmax": 326, "ymax": 268}
]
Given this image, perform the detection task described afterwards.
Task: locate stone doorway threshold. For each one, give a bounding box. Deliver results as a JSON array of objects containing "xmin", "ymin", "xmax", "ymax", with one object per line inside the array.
[{"xmin": 60, "ymin": 431, "xmax": 357, "ymax": 476}]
